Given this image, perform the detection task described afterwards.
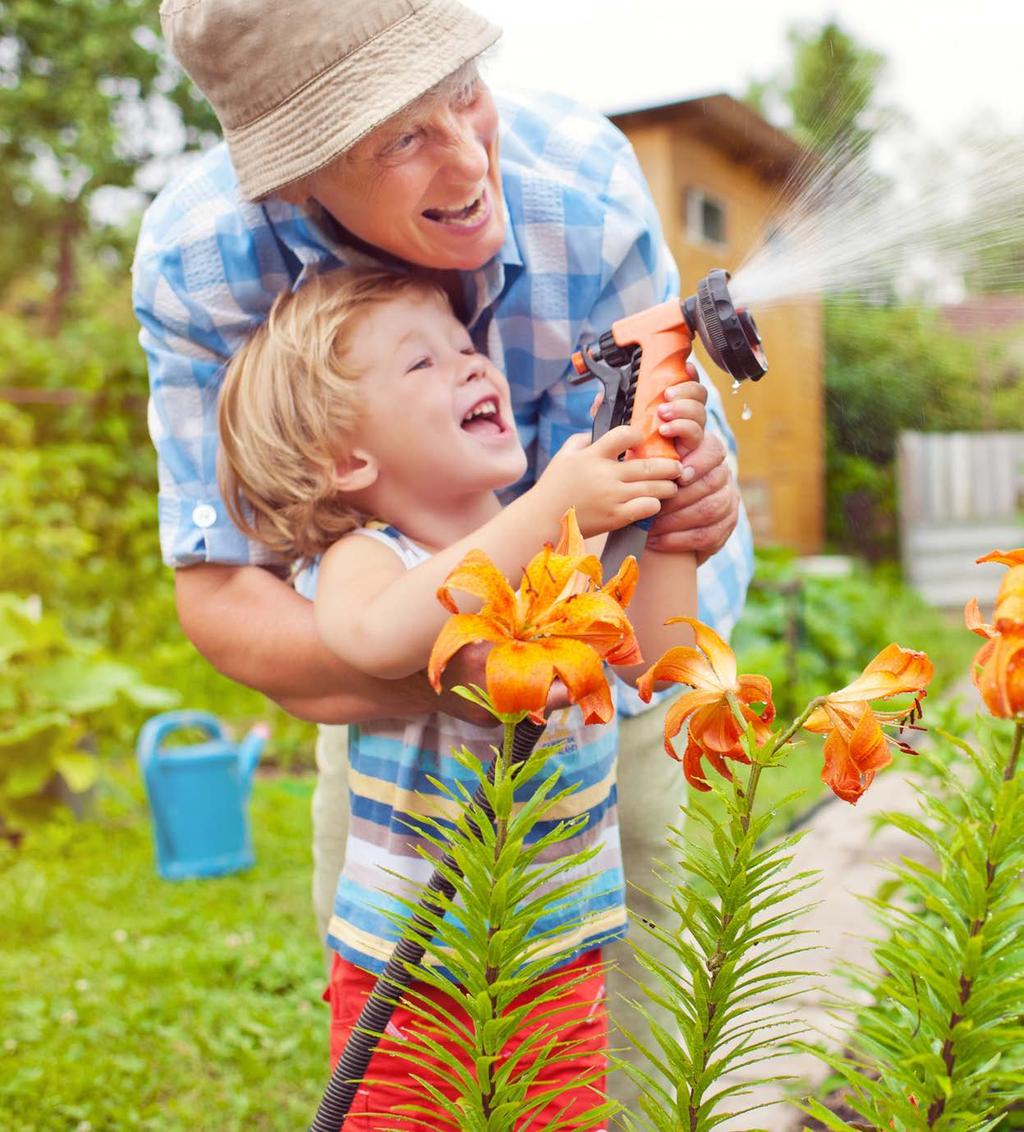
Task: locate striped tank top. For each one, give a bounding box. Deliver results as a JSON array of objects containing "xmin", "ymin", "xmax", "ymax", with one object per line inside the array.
[{"xmin": 297, "ymin": 524, "xmax": 626, "ymax": 975}]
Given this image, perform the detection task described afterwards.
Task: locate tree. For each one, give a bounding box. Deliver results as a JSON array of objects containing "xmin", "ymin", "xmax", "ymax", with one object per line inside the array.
[
  {"xmin": 0, "ymin": 0, "xmax": 218, "ymax": 330},
  {"xmin": 745, "ymin": 20, "xmax": 889, "ymax": 156}
]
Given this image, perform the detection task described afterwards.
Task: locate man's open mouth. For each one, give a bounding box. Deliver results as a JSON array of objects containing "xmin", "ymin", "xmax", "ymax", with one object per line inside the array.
[
  {"xmin": 460, "ymin": 397, "xmax": 505, "ymax": 436},
  {"xmin": 423, "ymin": 191, "xmax": 487, "ymax": 227}
]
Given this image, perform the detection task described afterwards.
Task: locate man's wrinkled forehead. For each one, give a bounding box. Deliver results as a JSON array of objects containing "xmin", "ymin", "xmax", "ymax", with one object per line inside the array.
[{"xmin": 370, "ymin": 61, "xmax": 482, "ymax": 144}]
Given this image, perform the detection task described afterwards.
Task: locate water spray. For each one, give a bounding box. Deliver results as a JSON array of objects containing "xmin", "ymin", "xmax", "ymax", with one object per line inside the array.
[{"xmin": 728, "ymin": 134, "xmax": 1024, "ymax": 310}]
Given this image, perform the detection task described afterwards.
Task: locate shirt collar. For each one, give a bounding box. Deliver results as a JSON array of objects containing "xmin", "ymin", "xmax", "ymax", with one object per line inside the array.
[
  {"xmin": 461, "ymin": 193, "xmax": 523, "ymax": 330},
  {"xmin": 269, "ymin": 189, "xmax": 524, "ymax": 331}
]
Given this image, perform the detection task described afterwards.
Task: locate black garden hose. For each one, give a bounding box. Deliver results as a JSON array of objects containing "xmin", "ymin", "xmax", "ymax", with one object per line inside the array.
[{"xmin": 309, "ymin": 716, "xmax": 547, "ymax": 1132}]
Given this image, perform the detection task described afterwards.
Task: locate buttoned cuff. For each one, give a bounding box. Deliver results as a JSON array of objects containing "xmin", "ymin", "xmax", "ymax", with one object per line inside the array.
[{"xmin": 158, "ymin": 492, "xmax": 273, "ymax": 569}]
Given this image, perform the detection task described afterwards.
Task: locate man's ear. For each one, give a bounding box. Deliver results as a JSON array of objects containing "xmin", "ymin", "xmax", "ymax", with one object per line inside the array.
[
  {"xmin": 275, "ymin": 178, "xmax": 312, "ymax": 206},
  {"xmin": 333, "ymin": 449, "xmax": 379, "ymax": 493}
]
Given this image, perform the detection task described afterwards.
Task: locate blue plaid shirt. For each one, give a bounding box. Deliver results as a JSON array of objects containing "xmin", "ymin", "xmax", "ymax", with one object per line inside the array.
[{"xmin": 133, "ymin": 88, "xmax": 752, "ymax": 664}]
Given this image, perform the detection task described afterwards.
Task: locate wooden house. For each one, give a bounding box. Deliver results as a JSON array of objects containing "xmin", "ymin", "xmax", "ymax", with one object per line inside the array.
[{"xmin": 611, "ymin": 94, "xmax": 824, "ymax": 553}]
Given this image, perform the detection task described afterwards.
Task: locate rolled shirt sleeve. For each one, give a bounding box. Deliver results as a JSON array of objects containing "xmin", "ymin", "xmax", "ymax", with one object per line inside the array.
[{"xmin": 132, "ymin": 159, "xmax": 297, "ymax": 568}]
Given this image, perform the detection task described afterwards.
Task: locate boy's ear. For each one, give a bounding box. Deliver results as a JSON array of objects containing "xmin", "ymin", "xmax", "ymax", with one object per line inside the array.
[{"xmin": 333, "ymin": 449, "xmax": 379, "ymax": 493}]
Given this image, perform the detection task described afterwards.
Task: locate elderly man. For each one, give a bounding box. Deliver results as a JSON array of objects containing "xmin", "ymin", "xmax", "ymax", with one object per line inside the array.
[{"xmin": 134, "ymin": 0, "xmax": 752, "ymax": 1110}]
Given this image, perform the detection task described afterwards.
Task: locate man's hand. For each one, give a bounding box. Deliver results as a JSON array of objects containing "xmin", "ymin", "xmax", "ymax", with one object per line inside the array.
[
  {"xmin": 428, "ymin": 642, "xmax": 573, "ymax": 722},
  {"xmin": 429, "ymin": 641, "xmax": 502, "ymax": 726},
  {"xmin": 176, "ymin": 563, "xmax": 504, "ymax": 727},
  {"xmin": 646, "ymin": 429, "xmax": 740, "ymax": 564}
]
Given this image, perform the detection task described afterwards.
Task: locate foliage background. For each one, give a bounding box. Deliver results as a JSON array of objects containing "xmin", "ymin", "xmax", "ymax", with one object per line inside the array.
[{"xmin": 0, "ymin": 770, "xmax": 326, "ymax": 1130}]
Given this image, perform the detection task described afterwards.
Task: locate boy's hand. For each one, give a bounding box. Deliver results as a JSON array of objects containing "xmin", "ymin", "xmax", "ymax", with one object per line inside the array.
[
  {"xmin": 655, "ymin": 376, "xmax": 707, "ymax": 457},
  {"xmin": 537, "ymin": 424, "xmax": 682, "ymax": 537}
]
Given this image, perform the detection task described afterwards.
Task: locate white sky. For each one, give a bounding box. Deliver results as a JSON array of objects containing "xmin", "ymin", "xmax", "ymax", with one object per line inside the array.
[{"xmin": 467, "ymin": 0, "xmax": 1024, "ymax": 142}]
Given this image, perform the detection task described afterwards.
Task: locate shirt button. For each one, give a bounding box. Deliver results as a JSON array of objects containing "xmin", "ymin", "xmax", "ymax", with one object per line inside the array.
[{"xmin": 192, "ymin": 503, "xmax": 217, "ymax": 529}]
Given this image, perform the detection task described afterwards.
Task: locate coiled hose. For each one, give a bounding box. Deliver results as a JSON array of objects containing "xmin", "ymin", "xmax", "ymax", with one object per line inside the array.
[{"xmin": 309, "ymin": 716, "xmax": 547, "ymax": 1132}]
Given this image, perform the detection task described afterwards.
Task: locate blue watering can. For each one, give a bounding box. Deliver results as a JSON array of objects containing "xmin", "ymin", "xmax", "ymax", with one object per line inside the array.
[{"xmin": 136, "ymin": 710, "xmax": 268, "ymax": 880}]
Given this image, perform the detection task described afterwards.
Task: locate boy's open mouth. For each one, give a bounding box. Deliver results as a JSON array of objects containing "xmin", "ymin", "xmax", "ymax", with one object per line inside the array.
[
  {"xmin": 460, "ymin": 396, "xmax": 505, "ymax": 436},
  {"xmin": 423, "ymin": 190, "xmax": 486, "ymax": 227}
]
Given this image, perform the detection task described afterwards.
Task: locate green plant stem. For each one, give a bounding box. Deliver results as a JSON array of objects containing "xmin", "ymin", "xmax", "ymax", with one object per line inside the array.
[
  {"xmin": 687, "ymin": 761, "xmax": 760, "ymax": 1129},
  {"xmin": 771, "ymin": 698, "xmax": 825, "ymax": 754},
  {"xmin": 1004, "ymin": 720, "xmax": 1022, "ymax": 782},
  {"xmin": 682, "ymin": 697, "xmax": 821, "ymax": 1129},
  {"xmin": 732, "ymin": 696, "xmax": 824, "ymax": 836},
  {"xmin": 924, "ymin": 720, "xmax": 1022, "ymax": 1126}
]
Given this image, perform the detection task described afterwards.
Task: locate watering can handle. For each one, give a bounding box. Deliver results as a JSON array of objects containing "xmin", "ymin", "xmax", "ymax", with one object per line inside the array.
[
  {"xmin": 136, "ymin": 710, "xmax": 227, "ymax": 771},
  {"xmin": 238, "ymin": 724, "xmax": 270, "ymax": 796}
]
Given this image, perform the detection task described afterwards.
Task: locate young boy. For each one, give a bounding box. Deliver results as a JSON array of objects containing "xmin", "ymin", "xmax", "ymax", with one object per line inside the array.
[{"xmin": 217, "ymin": 268, "xmax": 706, "ymax": 1128}]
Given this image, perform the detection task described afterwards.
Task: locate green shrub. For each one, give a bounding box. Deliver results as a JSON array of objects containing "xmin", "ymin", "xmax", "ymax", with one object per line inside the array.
[
  {"xmin": 802, "ymin": 718, "xmax": 1024, "ymax": 1129},
  {"xmin": 734, "ymin": 549, "xmax": 975, "ymax": 718},
  {"xmin": 0, "ymin": 283, "xmax": 318, "ymax": 772},
  {"xmin": 0, "ymin": 593, "xmax": 177, "ymax": 833},
  {"xmin": 821, "ymin": 298, "xmax": 1019, "ymax": 557}
]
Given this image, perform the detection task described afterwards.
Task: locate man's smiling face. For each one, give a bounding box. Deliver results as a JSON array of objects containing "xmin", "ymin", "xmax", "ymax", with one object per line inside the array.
[{"xmin": 307, "ymin": 77, "xmax": 506, "ymax": 272}]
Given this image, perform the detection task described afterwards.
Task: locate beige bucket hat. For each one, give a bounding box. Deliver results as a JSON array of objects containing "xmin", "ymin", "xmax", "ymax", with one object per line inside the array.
[{"xmin": 160, "ymin": 0, "xmax": 502, "ymax": 201}]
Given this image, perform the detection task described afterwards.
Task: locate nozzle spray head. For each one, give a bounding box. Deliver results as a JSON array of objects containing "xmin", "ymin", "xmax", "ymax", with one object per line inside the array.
[{"xmin": 682, "ymin": 269, "xmax": 768, "ymax": 382}]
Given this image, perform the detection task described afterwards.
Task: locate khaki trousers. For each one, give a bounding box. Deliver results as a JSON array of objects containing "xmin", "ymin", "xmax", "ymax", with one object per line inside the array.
[{"xmin": 310, "ymin": 696, "xmax": 683, "ymax": 1108}]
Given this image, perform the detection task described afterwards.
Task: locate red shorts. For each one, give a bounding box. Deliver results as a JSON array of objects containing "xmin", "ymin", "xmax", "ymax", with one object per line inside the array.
[{"xmin": 324, "ymin": 948, "xmax": 608, "ymax": 1131}]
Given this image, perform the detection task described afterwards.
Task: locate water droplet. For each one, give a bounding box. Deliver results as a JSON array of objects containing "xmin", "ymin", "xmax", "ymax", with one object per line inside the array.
[
  {"xmin": 731, "ymin": 379, "xmax": 741, "ymax": 393},
  {"xmin": 741, "ymin": 403, "xmax": 753, "ymax": 421}
]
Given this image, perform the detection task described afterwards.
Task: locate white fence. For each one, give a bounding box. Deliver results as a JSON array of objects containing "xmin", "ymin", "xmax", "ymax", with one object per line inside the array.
[{"xmin": 897, "ymin": 431, "xmax": 1024, "ymax": 608}]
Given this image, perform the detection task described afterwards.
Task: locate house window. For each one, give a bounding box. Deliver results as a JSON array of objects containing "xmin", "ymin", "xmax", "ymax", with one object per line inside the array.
[{"xmin": 686, "ymin": 188, "xmax": 727, "ymax": 247}]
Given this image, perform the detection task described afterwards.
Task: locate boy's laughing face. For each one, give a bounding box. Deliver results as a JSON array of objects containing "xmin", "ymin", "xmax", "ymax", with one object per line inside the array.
[{"xmin": 342, "ymin": 291, "xmax": 525, "ymax": 509}]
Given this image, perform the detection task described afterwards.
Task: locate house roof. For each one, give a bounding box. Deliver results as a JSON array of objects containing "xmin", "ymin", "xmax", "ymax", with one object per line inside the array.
[
  {"xmin": 940, "ymin": 295, "xmax": 1024, "ymax": 336},
  {"xmin": 610, "ymin": 92, "xmax": 808, "ymax": 183}
]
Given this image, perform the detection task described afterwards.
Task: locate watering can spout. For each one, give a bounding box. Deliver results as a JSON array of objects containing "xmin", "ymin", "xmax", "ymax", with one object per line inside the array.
[{"xmin": 238, "ymin": 723, "xmax": 269, "ymax": 790}]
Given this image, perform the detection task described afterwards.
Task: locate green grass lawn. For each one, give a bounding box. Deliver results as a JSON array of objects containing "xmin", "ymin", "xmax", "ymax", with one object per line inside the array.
[{"xmin": 0, "ymin": 765, "xmax": 328, "ymax": 1131}]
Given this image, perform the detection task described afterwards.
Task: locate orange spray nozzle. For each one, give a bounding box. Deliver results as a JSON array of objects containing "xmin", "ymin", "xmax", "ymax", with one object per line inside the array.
[
  {"xmin": 608, "ymin": 300, "xmax": 694, "ymax": 461},
  {"xmin": 569, "ymin": 272, "xmax": 769, "ymax": 578},
  {"xmin": 570, "ymin": 272, "xmax": 769, "ymax": 460}
]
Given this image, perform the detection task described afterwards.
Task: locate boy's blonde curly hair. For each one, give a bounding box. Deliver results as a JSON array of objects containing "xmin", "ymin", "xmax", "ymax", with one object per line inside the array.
[{"xmin": 217, "ymin": 268, "xmax": 447, "ymax": 563}]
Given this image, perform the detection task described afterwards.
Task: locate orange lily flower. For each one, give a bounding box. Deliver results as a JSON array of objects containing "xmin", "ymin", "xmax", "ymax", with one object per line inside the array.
[
  {"xmin": 427, "ymin": 510, "xmax": 640, "ymax": 724},
  {"xmin": 803, "ymin": 644, "xmax": 934, "ymax": 804},
  {"xmin": 965, "ymin": 547, "xmax": 1024, "ymax": 717},
  {"xmin": 971, "ymin": 548, "xmax": 1024, "ymax": 631},
  {"xmin": 636, "ymin": 618, "xmax": 775, "ymax": 792}
]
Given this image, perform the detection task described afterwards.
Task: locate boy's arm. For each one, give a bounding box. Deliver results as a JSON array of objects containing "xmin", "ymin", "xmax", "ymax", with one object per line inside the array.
[
  {"xmin": 314, "ymin": 498, "xmax": 558, "ymax": 681},
  {"xmin": 613, "ymin": 548, "xmax": 698, "ymax": 689},
  {"xmin": 174, "ymin": 562, "xmax": 495, "ymax": 725},
  {"xmin": 316, "ymin": 428, "xmax": 683, "ymax": 680}
]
